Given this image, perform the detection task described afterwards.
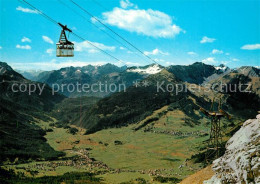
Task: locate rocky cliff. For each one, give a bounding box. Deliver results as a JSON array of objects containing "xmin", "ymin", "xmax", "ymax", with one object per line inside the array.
[{"xmin": 204, "ymin": 115, "xmax": 260, "ymax": 184}]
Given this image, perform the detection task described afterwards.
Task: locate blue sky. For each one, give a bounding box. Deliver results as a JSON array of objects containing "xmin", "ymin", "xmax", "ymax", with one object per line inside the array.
[{"xmin": 0, "ymin": 0, "xmax": 259, "ymax": 70}]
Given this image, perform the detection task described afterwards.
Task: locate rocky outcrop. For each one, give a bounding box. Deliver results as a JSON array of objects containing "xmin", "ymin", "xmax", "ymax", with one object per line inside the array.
[{"xmin": 204, "ymin": 115, "xmax": 260, "ymax": 184}]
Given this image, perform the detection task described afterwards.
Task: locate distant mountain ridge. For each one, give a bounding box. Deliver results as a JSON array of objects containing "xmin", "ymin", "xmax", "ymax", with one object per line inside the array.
[
  {"xmin": 24, "ymin": 63, "xmax": 153, "ymax": 97},
  {"xmin": 15, "ymin": 69, "xmax": 44, "ymax": 81},
  {"xmin": 167, "ymin": 62, "xmax": 231, "ymax": 84},
  {"xmin": 15, "ymin": 62, "xmax": 259, "ymax": 98}
]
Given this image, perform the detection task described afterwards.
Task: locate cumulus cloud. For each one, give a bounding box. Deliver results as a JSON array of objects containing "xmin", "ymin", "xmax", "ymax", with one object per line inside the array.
[
  {"xmin": 241, "ymin": 44, "xmax": 260, "ymax": 50},
  {"xmin": 21, "ymin": 37, "xmax": 31, "ymax": 43},
  {"xmin": 74, "ymin": 40, "xmax": 115, "ymax": 53},
  {"xmin": 16, "ymin": 44, "xmax": 31, "ymax": 50},
  {"xmin": 42, "ymin": 36, "xmax": 54, "ymax": 44},
  {"xmin": 144, "ymin": 48, "xmax": 169, "ymax": 56},
  {"xmin": 102, "ymin": 8, "xmax": 182, "ymax": 38},
  {"xmin": 212, "ymin": 49, "xmax": 223, "ymax": 54},
  {"xmin": 120, "ymin": 0, "xmax": 137, "ymax": 9},
  {"xmin": 201, "ymin": 57, "xmax": 216, "ymax": 64},
  {"xmin": 16, "ymin": 6, "xmax": 38, "ymax": 14},
  {"xmin": 200, "ymin": 36, "xmax": 216, "ymax": 43},
  {"xmin": 187, "ymin": 51, "xmax": 197, "ymax": 56}
]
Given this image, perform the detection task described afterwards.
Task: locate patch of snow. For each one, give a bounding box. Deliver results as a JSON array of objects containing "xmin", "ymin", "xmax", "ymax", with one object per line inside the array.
[
  {"xmin": 75, "ymin": 69, "xmax": 81, "ymax": 73},
  {"xmin": 61, "ymin": 71, "xmax": 67, "ymax": 76},
  {"xmin": 214, "ymin": 66, "xmax": 227, "ymax": 71},
  {"xmin": 127, "ymin": 64, "xmax": 162, "ymax": 74}
]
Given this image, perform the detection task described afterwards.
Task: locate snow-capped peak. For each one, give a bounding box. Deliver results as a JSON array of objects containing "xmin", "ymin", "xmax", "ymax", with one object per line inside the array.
[
  {"xmin": 127, "ymin": 64, "xmax": 163, "ymax": 74},
  {"xmin": 214, "ymin": 64, "xmax": 229, "ymax": 72}
]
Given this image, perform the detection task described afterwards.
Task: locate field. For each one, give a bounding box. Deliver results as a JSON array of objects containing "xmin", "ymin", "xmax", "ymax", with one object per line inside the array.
[{"xmin": 3, "ymin": 105, "xmax": 219, "ymax": 184}]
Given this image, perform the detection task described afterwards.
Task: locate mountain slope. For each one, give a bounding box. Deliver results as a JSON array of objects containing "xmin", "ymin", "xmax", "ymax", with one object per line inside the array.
[
  {"xmin": 34, "ymin": 63, "xmax": 147, "ymax": 97},
  {"xmin": 15, "ymin": 69, "xmax": 44, "ymax": 81},
  {"xmin": 78, "ymin": 69, "xmax": 211, "ymax": 134},
  {"xmin": 167, "ymin": 62, "xmax": 230, "ymax": 84},
  {"xmin": 205, "ymin": 66, "xmax": 260, "ymax": 118},
  {"xmin": 0, "ymin": 62, "xmax": 65, "ymax": 163},
  {"xmin": 204, "ymin": 114, "xmax": 260, "ymax": 184},
  {"xmin": 76, "ymin": 64, "xmax": 260, "ymax": 135}
]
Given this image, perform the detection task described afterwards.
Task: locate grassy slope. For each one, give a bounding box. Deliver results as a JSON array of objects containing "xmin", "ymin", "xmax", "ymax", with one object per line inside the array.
[
  {"xmin": 0, "ymin": 84, "xmax": 65, "ymax": 164},
  {"xmin": 4, "ymin": 105, "xmax": 211, "ymax": 183},
  {"xmin": 50, "ymin": 96, "xmax": 101, "ymax": 125}
]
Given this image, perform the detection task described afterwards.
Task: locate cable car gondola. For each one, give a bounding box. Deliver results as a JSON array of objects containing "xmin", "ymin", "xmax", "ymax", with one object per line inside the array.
[{"xmin": 56, "ymin": 23, "xmax": 74, "ymax": 57}]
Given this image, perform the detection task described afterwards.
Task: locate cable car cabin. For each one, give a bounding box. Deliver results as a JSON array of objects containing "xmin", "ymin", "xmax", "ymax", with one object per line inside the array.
[
  {"xmin": 56, "ymin": 23, "xmax": 74, "ymax": 57},
  {"xmin": 56, "ymin": 41, "xmax": 74, "ymax": 57}
]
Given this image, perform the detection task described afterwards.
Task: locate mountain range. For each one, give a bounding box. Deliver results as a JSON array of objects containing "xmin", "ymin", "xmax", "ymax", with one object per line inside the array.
[
  {"xmin": 14, "ymin": 62, "xmax": 238, "ymax": 97},
  {"xmin": 12, "ymin": 61, "xmax": 258, "ymax": 133}
]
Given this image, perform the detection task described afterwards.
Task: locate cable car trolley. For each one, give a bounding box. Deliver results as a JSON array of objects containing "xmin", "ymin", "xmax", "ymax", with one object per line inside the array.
[{"xmin": 56, "ymin": 23, "xmax": 74, "ymax": 57}]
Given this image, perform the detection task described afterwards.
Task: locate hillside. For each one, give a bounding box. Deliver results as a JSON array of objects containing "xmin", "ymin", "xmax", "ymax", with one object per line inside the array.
[
  {"xmin": 51, "ymin": 96, "xmax": 101, "ymax": 125},
  {"xmin": 75, "ymin": 64, "xmax": 260, "ymax": 134},
  {"xmin": 204, "ymin": 114, "xmax": 260, "ymax": 183},
  {"xmin": 0, "ymin": 62, "xmax": 65, "ymax": 163},
  {"xmin": 205, "ymin": 66, "xmax": 260, "ymax": 118},
  {"xmin": 167, "ymin": 62, "xmax": 230, "ymax": 84},
  {"xmin": 33, "ymin": 63, "xmax": 145, "ymax": 97},
  {"xmin": 15, "ymin": 69, "xmax": 44, "ymax": 81},
  {"xmin": 23, "ymin": 64, "xmax": 165, "ymax": 98},
  {"xmin": 78, "ymin": 69, "xmax": 213, "ymax": 134}
]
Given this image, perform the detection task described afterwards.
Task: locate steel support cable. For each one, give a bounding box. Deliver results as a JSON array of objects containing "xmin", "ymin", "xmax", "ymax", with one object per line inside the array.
[
  {"xmin": 19, "ymin": 0, "xmax": 129, "ymax": 67},
  {"xmin": 58, "ymin": 0, "xmax": 142, "ymax": 61},
  {"xmin": 70, "ymin": 0, "xmax": 159, "ymax": 65}
]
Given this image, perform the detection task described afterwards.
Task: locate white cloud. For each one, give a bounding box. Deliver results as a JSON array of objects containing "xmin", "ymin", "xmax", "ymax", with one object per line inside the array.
[
  {"xmin": 42, "ymin": 36, "xmax": 54, "ymax": 44},
  {"xmin": 201, "ymin": 57, "xmax": 216, "ymax": 64},
  {"xmin": 74, "ymin": 41, "xmax": 115, "ymax": 53},
  {"xmin": 102, "ymin": 8, "xmax": 182, "ymax": 38},
  {"xmin": 120, "ymin": 46, "xmax": 126, "ymax": 50},
  {"xmin": 125, "ymin": 61, "xmax": 141, "ymax": 66},
  {"xmin": 21, "ymin": 37, "xmax": 31, "ymax": 43},
  {"xmin": 16, "ymin": 6, "xmax": 38, "ymax": 14},
  {"xmin": 187, "ymin": 51, "xmax": 197, "ymax": 55},
  {"xmin": 0, "ymin": 46, "xmax": 2, "ymax": 49},
  {"xmin": 144, "ymin": 48, "xmax": 169, "ymax": 56},
  {"xmin": 211, "ymin": 49, "xmax": 223, "ymax": 54},
  {"xmin": 154, "ymin": 58, "xmax": 165, "ymax": 62},
  {"xmin": 225, "ymin": 53, "xmax": 230, "ymax": 55},
  {"xmin": 241, "ymin": 44, "xmax": 260, "ymax": 50},
  {"xmin": 232, "ymin": 58, "xmax": 239, "ymax": 61},
  {"xmin": 16, "ymin": 44, "xmax": 31, "ymax": 50},
  {"xmin": 200, "ymin": 36, "xmax": 216, "ymax": 43},
  {"xmin": 46, "ymin": 48, "xmax": 54, "ymax": 55},
  {"xmin": 120, "ymin": 0, "xmax": 137, "ymax": 9}
]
